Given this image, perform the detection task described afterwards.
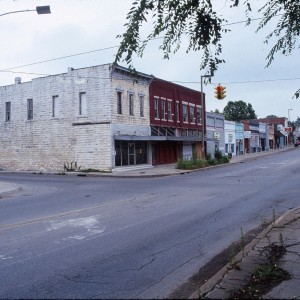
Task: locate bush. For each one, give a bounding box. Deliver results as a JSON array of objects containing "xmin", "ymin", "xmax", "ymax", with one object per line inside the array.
[
  {"xmin": 177, "ymin": 157, "xmax": 209, "ymax": 170},
  {"xmin": 177, "ymin": 150, "xmax": 230, "ymax": 170},
  {"xmin": 214, "ymin": 149, "xmax": 223, "ymax": 161}
]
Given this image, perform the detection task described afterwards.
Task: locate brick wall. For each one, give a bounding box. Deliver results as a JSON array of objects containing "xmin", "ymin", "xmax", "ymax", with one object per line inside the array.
[{"xmin": 0, "ymin": 64, "xmax": 152, "ymax": 171}]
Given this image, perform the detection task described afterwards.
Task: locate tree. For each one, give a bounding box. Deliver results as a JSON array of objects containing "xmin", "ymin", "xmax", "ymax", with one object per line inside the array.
[
  {"xmin": 266, "ymin": 115, "xmax": 278, "ymax": 118},
  {"xmin": 223, "ymin": 100, "xmax": 257, "ymax": 121},
  {"xmin": 115, "ymin": 0, "xmax": 300, "ymax": 98}
]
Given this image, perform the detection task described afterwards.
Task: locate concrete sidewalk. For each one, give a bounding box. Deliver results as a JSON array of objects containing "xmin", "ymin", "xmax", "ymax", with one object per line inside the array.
[
  {"xmin": 74, "ymin": 145, "xmax": 296, "ymax": 178},
  {"xmin": 189, "ymin": 207, "xmax": 300, "ymax": 299}
]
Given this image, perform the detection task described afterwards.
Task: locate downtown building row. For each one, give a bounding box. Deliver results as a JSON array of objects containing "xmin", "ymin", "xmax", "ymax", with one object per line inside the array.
[
  {"xmin": 206, "ymin": 112, "xmax": 290, "ymax": 158},
  {"xmin": 0, "ymin": 64, "xmax": 206, "ymax": 172}
]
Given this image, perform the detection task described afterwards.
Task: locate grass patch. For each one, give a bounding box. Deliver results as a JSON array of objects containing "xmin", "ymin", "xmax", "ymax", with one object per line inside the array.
[{"xmin": 231, "ymin": 243, "xmax": 290, "ymax": 299}]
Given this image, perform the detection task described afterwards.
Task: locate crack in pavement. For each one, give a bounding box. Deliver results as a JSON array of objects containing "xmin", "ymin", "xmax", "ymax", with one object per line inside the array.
[{"xmin": 133, "ymin": 252, "xmax": 204, "ymax": 299}]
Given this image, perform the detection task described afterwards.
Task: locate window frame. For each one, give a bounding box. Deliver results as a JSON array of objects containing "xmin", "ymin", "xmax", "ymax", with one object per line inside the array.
[
  {"xmin": 27, "ymin": 99, "xmax": 33, "ymax": 120},
  {"xmin": 189, "ymin": 105, "xmax": 195, "ymax": 124},
  {"xmin": 139, "ymin": 94, "xmax": 144, "ymax": 117},
  {"xmin": 182, "ymin": 103, "xmax": 188, "ymax": 123},
  {"xmin": 154, "ymin": 97, "xmax": 159, "ymax": 119},
  {"xmin": 52, "ymin": 95, "xmax": 59, "ymax": 118},
  {"xmin": 129, "ymin": 93, "xmax": 134, "ymax": 116},
  {"xmin": 79, "ymin": 92, "xmax": 87, "ymax": 116},
  {"xmin": 117, "ymin": 91, "xmax": 122, "ymax": 115},
  {"xmin": 161, "ymin": 98, "xmax": 166, "ymax": 120},
  {"xmin": 197, "ymin": 106, "xmax": 202, "ymax": 125},
  {"xmin": 167, "ymin": 99, "xmax": 172, "ymax": 121},
  {"xmin": 5, "ymin": 101, "xmax": 11, "ymax": 122},
  {"xmin": 176, "ymin": 101, "xmax": 180, "ymax": 122}
]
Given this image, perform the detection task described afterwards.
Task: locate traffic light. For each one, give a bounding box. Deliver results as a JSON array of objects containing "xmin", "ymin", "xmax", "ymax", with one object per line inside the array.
[{"xmin": 214, "ymin": 85, "xmax": 226, "ymax": 100}]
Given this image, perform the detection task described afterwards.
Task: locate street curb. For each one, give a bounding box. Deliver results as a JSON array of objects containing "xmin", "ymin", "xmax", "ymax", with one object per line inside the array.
[
  {"xmin": 0, "ymin": 186, "xmax": 23, "ymax": 198},
  {"xmin": 188, "ymin": 207, "xmax": 300, "ymax": 299}
]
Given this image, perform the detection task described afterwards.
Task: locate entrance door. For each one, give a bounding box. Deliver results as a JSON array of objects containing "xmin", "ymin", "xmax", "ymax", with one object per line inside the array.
[
  {"xmin": 115, "ymin": 141, "xmax": 147, "ymax": 167},
  {"xmin": 128, "ymin": 142, "xmax": 135, "ymax": 165}
]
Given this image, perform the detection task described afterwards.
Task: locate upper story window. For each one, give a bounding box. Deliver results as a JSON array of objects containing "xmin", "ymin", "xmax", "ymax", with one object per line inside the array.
[
  {"xmin": 117, "ymin": 91, "xmax": 122, "ymax": 115},
  {"xmin": 129, "ymin": 93, "xmax": 134, "ymax": 116},
  {"xmin": 27, "ymin": 99, "xmax": 33, "ymax": 120},
  {"xmin": 161, "ymin": 98, "xmax": 166, "ymax": 120},
  {"xmin": 216, "ymin": 118, "xmax": 224, "ymax": 127},
  {"xmin": 154, "ymin": 97, "xmax": 159, "ymax": 119},
  {"xmin": 207, "ymin": 116, "xmax": 214, "ymax": 126},
  {"xmin": 182, "ymin": 103, "xmax": 188, "ymax": 123},
  {"xmin": 52, "ymin": 95, "xmax": 59, "ymax": 118},
  {"xmin": 5, "ymin": 101, "xmax": 11, "ymax": 122},
  {"xmin": 176, "ymin": 102, "xmax": 180, "ymax": 122},
  {"xmin": 139, "ymin": 95, "xmax": 144, "ymax": 117},
  {"xmin": 189, "ymin": 105, "xmax": 195, "ymax": 123},
  {"xmin": 197, "ymin": 107, "xmax": 202, "ymax": 124},
  {"xmin": 167, "ymin": 100, "xmax": 172, "ymax": 121},
  {"xmin": 79, "ymin": 92, "xmax": 87, "ymax": 116}
]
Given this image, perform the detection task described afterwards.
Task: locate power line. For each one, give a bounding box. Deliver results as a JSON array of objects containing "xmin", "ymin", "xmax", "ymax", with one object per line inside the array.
[
  {"xmin": 2, "ymin": 68, "xmax": 299, "ymax": 86},
  {"xmin": 171, "ymin": 77, "xmax": 300, "ymax": 85},
  {"xmin": 0, "ymin": 12, "xmax": 281, "ymax": 73},
  {"xmin": 0, "ymin": 46, "xmax": 119, "ymax": 72}
]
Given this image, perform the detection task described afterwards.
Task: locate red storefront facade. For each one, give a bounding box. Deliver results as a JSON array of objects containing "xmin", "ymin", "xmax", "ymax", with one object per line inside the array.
[{"xmin": 149, "ymin": 78, "xmax": 206, "ymax": 165}]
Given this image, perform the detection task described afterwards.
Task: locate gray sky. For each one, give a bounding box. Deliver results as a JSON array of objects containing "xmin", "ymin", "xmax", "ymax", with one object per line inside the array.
[{"xmin": 1, "ymin": 0, "xmax": 299, "ymax": 121}]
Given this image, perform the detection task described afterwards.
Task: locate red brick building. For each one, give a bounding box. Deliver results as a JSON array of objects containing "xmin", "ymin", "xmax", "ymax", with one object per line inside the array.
[{"xmin": 149, "ymin": 78, "xmax": 206, "ymax": 165}]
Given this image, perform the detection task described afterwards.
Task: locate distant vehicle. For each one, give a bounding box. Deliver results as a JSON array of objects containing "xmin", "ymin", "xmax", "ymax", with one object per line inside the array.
[{"xmin": 294, "ymin": 136, "xmax": 300, "ymax": 147}]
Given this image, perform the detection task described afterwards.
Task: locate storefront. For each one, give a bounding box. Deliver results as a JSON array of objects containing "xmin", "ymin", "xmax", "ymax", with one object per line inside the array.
[{"xmin": 115, "ymin": 140, "xmax": 148, "ymax": 167}]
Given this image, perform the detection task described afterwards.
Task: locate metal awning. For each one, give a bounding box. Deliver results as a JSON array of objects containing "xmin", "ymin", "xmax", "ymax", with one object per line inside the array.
[{"xmin": 113, "ymin": 135, "xmax": 204, "ymax": 142}]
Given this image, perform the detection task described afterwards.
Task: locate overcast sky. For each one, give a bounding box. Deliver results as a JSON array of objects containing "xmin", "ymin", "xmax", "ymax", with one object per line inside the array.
[{"xmin": 1, "ymin": 0, "xmax": 299, "ymax": 121}]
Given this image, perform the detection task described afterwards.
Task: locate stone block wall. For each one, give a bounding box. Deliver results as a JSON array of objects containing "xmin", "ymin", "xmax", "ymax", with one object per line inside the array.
[
  {"xmin": 0, "ymin": 64, "xmax": 153, "ymax": 171},
  {"xmin": 0, "ymin": 65, "xmax": 113, "ymax": 171}
]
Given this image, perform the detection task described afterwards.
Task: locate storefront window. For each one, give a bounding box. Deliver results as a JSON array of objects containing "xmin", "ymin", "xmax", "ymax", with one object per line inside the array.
[{"xmin": 115, "ymin": 141, "xmax": 147, "ymax": 167}]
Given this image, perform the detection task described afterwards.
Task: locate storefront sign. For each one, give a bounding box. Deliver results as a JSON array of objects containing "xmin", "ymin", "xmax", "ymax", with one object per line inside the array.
[
  {"xmin": 244, "ymin": 131, "xmax": 251, "ymax": 138},
  {"xmin": 213, "ymin": 131, "xmax": 220, "ymax": 140}
]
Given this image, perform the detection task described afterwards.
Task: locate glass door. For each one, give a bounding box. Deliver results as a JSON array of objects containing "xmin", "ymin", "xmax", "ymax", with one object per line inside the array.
[{"xmin": 128, "ymin": 142, "xmax": 135, "ymax": 165}]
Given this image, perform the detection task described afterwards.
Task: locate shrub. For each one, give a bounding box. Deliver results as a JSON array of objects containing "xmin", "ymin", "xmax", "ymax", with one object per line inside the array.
[
  {"xmin": 214, "ymin": 149, "xmax": 223, "ymax": 161},
  {"xmin": 177, "ymin": 150, "xmax": 230, "ymax": 170}
]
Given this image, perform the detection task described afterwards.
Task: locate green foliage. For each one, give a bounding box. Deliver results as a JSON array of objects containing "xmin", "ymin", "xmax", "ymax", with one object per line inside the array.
[
  {"xmin": 177, "ymin": 150, "xmax": 229, "ymax": 170},
  {"xmin": 223, "ymin": 100, "xmax": 257, "ymax": 121},
  {"xmin": 214, "ymin": 149, "xmax": 223, "ymax": 161},
  {"xmin": 115, "ymin": 0, "xmax": 300, "ymax": 97},
  {"xmin": 253, "ymin": 263, "xmax": 287, "ymax": 282},
  {"xmin": 266, "ymin": 114, "xmax": 278, "ymax": 118},
  {"xmin": 115, "ymin": 0, "xmax": 227, "ymax": 75}
]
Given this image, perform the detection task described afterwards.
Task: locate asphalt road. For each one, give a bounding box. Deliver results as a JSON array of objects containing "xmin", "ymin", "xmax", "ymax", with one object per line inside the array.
[{"xmin": 0, "ymin": 148, "xmax": 299, "ymax": 299}]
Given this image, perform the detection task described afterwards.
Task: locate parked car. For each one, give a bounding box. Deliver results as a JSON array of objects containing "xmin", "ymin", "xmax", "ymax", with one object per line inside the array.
[{"xmin": 294, "ymin": 136, "xmax": 300, "ymax": 147}]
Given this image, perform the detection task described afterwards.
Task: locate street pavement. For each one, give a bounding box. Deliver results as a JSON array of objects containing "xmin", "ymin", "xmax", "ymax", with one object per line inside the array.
[{"xmin": 0, "ymin": 145, "xmax": 299, "ymax": 299}]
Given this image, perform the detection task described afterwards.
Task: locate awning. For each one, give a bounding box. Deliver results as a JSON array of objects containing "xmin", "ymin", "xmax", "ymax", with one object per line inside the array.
[{"xmin": 113, "ymin": 135, "xmax": 204, "ymax": 142}]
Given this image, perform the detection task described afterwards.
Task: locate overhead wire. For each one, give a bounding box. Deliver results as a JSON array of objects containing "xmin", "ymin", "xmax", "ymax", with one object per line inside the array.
[
  {"xmin": 0, "ymin": 13, "xmax": 289, "ymax": 85},
  {"xmin": 0, "ymin": 13, "xmax": 279, "ymax": 73}
]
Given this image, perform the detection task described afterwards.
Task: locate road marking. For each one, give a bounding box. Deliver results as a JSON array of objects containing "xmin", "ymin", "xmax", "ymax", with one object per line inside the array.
[
  {"xmin": 47, "ymin": 216, "xmax": 106, "ymax": 241},
  {"xmin": 0, "ymin": 194, "xmax": 155, "ymax": 231},
  {"xmin": 0, "ymin": 254, "xmax": 13, "ymax": 260}
]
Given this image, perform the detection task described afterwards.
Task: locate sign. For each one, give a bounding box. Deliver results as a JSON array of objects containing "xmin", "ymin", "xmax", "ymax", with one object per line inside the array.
[
  {"xmin": 277, "ymin": 124, "xmax": 283, "ymax": 131},
  {"xmin": 285, "ymin": 127, "xmax": 293, "ymax": 132},
  {"xmin": 244, "ymin": 131, "xmax": 251, "ymax": 138},
  {"xmin": 213, "ymin": 131, "xmax": 220, "ymax": 140}
]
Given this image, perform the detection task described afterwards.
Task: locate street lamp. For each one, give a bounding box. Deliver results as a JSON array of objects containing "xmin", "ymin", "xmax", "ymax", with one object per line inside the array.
[
  {"xmin": 200, "ymin": 74, "xmax": 213, "ymax": 159},
  {"xmin": 0, "ymin": 6, "xmax": 51, "ymax": 17}
]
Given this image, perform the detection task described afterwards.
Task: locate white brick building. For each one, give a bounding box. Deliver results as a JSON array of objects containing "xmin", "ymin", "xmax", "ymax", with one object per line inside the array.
[{"xmin": 0, "ymin": 64, "xmax": 153, "ymax": 172}]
